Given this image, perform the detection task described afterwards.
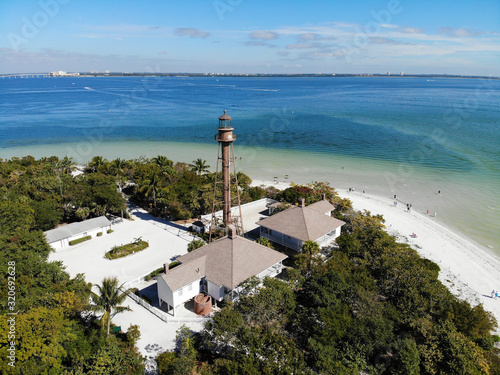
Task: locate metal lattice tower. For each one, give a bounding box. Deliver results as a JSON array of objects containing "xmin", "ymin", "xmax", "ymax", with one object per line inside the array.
[{"xmin": 209, "ymin": 110, "xmax": 244, "ymax": 241}]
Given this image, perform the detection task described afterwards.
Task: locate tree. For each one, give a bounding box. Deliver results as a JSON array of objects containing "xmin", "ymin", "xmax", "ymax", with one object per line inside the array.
[
  {"xmin": 191, "ymin": 158, "xmax": 210, "ymax": 177},
  {"xmin": 59, "ymin": 156, "xmax": 76, "ymax": 175},
  {"xmin": 110, "ymin": 158, "xmax": 130, "ymax": 192},
  {"xmin": 91, "ymin": 277, "xmax": 131, "ymax": 336},
  {"xmin": 256, "ymin": 236, "xmax": 274, "ymax": 249},
  {"xmin": 187, "ymin": 239, "xmax": 205, "ymax": 252},
  {"xmin": 295, "ymin": 240, "xmax": 321, "ymax": 274},
  {"xmin": 89, "ymin": 156, "xmax": 107, "ymax": 173},
  {"xmin": 139, "ymin": 169, "xmax": 162, "ymax": 208}
]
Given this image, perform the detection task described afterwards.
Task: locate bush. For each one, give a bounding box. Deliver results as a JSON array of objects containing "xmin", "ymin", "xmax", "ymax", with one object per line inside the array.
[
  {"xmin": 105, "ymin": 240, "xmax": 149, "ymax": 259},
  {"xmin": 107, "ymin": 229, "xmax": 113, "ymax": 234},
  {"xmin": 145, "ymin": 267, "xmax": 164, "ymax": 281},
  {"xmin": 69, "ymin": 235, "xmax": 91, "ymax": 246},
  {"xmin": 141, "ymin": 295, "xmax": 152, "ymax": 305},
  {"xmin": 97, "ymin": 232, "xmax": 103, "ymax": 237},
  {"xmin": 144, "ymin": 261, "xmax": 180, "ymax": 281},
  {"xmin": 188, "ymin": 239, "xmax": 206, "ymax": 252}
]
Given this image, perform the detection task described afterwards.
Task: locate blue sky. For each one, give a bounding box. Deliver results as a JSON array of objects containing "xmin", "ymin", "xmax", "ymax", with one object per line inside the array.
[{"xmin": 1, "ymin": 0, "xmax": 499, "ymax": 75}]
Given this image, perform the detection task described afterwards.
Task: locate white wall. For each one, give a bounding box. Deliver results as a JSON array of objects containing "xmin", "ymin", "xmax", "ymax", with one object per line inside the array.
[
  {"xmin": 157, "ymin": 277, "xmax": 174, "ymax": 310},
  {"xmin": 208, "ymin": 281, "xmax": 225, "ymax": 301},
  {"xmin": 158, "ymin": 276, "xmax": 202, "ymax": 316},
  {"xmin": 49, "ymin": 224, "xmax": 112, "ymax": 250}
]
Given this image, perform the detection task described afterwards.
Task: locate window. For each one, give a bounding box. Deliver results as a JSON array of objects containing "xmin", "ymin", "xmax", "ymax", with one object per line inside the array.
[
  {"xmin": 188, "ymin": 283, "xmax": 192, "ymax": 292},
  {"xmin": 178, "ymin": 288, "xmax": 183, "ymax": 297}
]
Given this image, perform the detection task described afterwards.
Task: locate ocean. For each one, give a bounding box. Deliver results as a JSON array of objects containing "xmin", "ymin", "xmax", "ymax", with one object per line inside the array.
[{"xmin": 1, "ymin": 76, "xmax": 499, "ymax": 252}]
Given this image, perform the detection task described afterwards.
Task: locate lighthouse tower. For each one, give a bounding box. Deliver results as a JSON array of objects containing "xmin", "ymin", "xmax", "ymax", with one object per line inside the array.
[{"xmin": 210, "ymin": 110, "xmax": 244, "ymax": 240}]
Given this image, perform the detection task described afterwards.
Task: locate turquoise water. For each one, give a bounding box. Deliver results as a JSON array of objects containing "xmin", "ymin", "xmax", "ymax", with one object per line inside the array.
[{"xmin": 1, "ymin": 76, "xmax": 499, "ymax": 251}]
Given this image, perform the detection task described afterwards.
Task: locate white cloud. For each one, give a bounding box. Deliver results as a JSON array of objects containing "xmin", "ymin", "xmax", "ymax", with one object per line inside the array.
[
  {"xmin": 439, "ymin": 27, "xmax": 483, "ymax": 38},
  {"xmin": 175, "ymin": 28, "xmax": 210, "ymax": 38},
  {"xmin": 248, "ymin": 30, "xmax": 279, "ymax": 40}
]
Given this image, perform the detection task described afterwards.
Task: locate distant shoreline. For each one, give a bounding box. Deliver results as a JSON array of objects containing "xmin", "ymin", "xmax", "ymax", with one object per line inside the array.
[{"xmin": 1, "ymin": 72, "xmax": 499, "ymax": 80}]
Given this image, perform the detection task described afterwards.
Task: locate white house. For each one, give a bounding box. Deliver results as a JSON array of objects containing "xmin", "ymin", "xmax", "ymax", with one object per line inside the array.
[
  {"xmin": 257, "ymin": 197, "xmax": 345, "ymax": 251},
  {"xmin": 157, "ymin": 227, "xmax": 287, "ymax": 316},
  {"xmin": 44, "ymin": 216, "xmax": 111, "ymax": 250}
]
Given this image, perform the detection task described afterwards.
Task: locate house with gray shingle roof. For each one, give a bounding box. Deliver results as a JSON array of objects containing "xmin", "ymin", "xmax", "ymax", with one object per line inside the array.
[
  {"xmin": 44, "ymin": 216, "xmax": 111, "ymax": 250},
  {"xmin": 157, "ymin": 227, "xmax": 287, "ymax": 316},
  {"xmin": 257, "ymin": 197, "xmax": 344, "ymax": 251}
]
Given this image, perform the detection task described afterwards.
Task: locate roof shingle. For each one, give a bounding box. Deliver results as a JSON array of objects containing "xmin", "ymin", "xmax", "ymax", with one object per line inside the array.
[{"xmin": 160, "ymin": 236, "xmax": 287, "ymax": 291}]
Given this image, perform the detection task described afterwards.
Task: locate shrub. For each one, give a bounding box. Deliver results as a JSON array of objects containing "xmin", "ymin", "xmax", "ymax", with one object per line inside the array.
[
  {"xmin": 141, "ymin": 295, "xmax": 152, "ymax": 305},
  {"xmin": 105, "ymin": 240, "xmax": 149, "ymax": 259},
  {"xmin": 188, "ymin": 239, "xmax": 206, "ymax": 252},
  {"xmin": 97, "ymin": 232, "xmax": 103, "ymax": 237},
  {"xmin": 107, "ymin": 229, "xmax": 113, "ymax": 234},
  {"xmin": 144, "ymin": 262, "xmax": 181, "ymax": 280},
  {"xmin": 69, "ymin": 235, "xmax": 91, "ymax": 246}
]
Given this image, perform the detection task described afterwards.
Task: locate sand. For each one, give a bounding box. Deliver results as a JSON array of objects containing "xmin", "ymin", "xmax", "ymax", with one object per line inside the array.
[{"xmin": 252, "ymin": 179, "xmax": 500, "ymax": 335}]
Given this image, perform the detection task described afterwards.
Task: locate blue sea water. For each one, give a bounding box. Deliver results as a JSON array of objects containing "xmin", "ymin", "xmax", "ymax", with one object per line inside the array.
[{"xmin": 1, "ymin": 76, "xmax": 499, "ymax": 250}]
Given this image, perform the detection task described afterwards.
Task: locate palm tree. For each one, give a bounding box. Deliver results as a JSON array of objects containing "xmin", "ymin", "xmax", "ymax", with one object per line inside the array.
[
  {"xmin": 89, "ymin": 156, "xmax": 107, "ymax": 173},
  {"xmin": 191, "ymin": 158, "xmax": 210, "ymax": 177},
  {"xmin": 153, "ymin": 155, "xmax": 177, "ymax": 182},
  {"xmin": 110, "ymin": 158, "xmax": 130, "ymax": 192},
  {"xmin": 139, "ymin": 169, "xmax": 162, "ymax": 208},
  {"xmin": 91, "ymin": 277, "xmax": 131, "ymax": 336},
  {"xmin": 152, "ymin": 155, "xmax": 173, "ymax": 170},
  {"xmin": 59, "ymin": 156, "xmax": 76, "ymax": 175}
]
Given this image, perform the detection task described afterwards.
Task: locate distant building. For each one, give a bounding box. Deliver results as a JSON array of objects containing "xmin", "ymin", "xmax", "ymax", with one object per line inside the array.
[
  {"xmin": 44, "ymin": 216, "xmax": 111, "ymax": 250},
  {"xmin": 50, "ymin": 71, "xmax": 67, "ymax": 77},
  {"xmin": 257, "ymin": 197, "xmax": 345, "ymax": 251},
  {"xmin": 157, "ymin": 227, "xmax": 287, "ymax": 316},
  {"xmin": 49, "ymin": 71, "xmax": 79, "ymax": 77}
]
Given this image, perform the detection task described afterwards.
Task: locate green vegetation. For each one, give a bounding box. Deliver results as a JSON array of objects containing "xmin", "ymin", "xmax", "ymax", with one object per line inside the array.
[
  {"xmin": 144, "ymin": 261, "xmax": 180, "ymax": 281},
  {"xmin": 157, "ymin": 326, "xmax": 197, "ymax": 375},
  {"xmin": 256, "ymin": 236, "xmax": 274, "ymax": 249},
  {"xmin": 107, "ymin": 228, "xmax": 114, "ymax": 234},
  {"xmin": 97, "ymin": 231, "xmax": 103, "ymax": 236},
  {"xmin": 0, "ymin": 156, "xmax": 143, "ymax": 373},
  {"xmin": 69, "ymin": 235, "xmax": 92, "ymax": 246},
  {"xmin": 105, "ymin": 238, "xmax": 149, "ymax": 259},
  {"xmin": 187, "ymin": 239, "xmax": 206, "ymax": 252},
  {"xmin": 90, "ymin": 277, "xmax": 132, "ymax": 336},
  {"xmin": 2, "ymin": 156, "xmax": 498, "ymax": 373},
  {"xmin": 182, "ymin": 208, "xmax": 499, "ymax": 374}
]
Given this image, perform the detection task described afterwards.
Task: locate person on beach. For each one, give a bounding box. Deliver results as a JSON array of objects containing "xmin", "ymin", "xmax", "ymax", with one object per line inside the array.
[
  {"xmin": 394, "ymin": 201, "xmax": 397, "ymax": 207},
  {"xmin": 492, "ymin": 290, "xmax": 496, "ymax": 298}
]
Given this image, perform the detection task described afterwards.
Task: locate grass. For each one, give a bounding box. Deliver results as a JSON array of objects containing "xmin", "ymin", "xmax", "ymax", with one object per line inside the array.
[{"xmin": 105, "ymin": 239, "xmax": 149, "ymax": 260}]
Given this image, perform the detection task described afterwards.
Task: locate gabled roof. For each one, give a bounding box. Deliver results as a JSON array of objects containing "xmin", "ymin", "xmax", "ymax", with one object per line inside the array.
[
  {"xmin": 44, "ymin": 216, "xmax": 111, "ymax": 243},
  {"xmin": 160, "ymin": 235, "xmax": 287, "ymax": 291},
  {"xmin": 257, "ymin": 204, "xmax": 344, "ymax": 242}
]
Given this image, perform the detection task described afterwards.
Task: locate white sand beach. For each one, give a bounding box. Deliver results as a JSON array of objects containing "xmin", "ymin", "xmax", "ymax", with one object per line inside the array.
[{"xmin": 252, "ymin": 179, "xmax": 500, "ymax": 335}]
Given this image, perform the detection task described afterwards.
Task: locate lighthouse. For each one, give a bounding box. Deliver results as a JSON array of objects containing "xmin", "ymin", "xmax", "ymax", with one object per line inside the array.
[{"xmin": 210, "ymin": 110, "xmax": 244, "ymax": 240}]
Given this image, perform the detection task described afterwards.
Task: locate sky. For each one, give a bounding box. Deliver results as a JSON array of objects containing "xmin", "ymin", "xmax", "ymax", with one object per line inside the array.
[{"xmin": 0, "ymin": 0, "xmax": 499, "ymax": 75}]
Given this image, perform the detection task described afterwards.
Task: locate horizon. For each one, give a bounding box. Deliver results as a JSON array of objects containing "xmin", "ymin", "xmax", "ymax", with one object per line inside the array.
[{"xmin": 1, "ymin": 0, "xmax": 499, "ymax": 76}]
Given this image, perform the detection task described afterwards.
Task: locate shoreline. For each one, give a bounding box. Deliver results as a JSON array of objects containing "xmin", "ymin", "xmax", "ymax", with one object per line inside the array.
[
  {"xmin": 1, "ymin": 140, "xmax": 498, "ymax": 253},
  {"xmin": 252, "ymin": 179, "xmax": 500, "ymax": 334}
]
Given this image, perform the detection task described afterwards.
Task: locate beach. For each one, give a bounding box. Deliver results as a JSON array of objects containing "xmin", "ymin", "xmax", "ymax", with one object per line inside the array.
[
  {"xmin": 2, "ymin": 140, "xmax": 499, "ymax": 254},
  {"xmin": 253, "ymin": 179, "xmax": 500, "ymax": 335}
]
